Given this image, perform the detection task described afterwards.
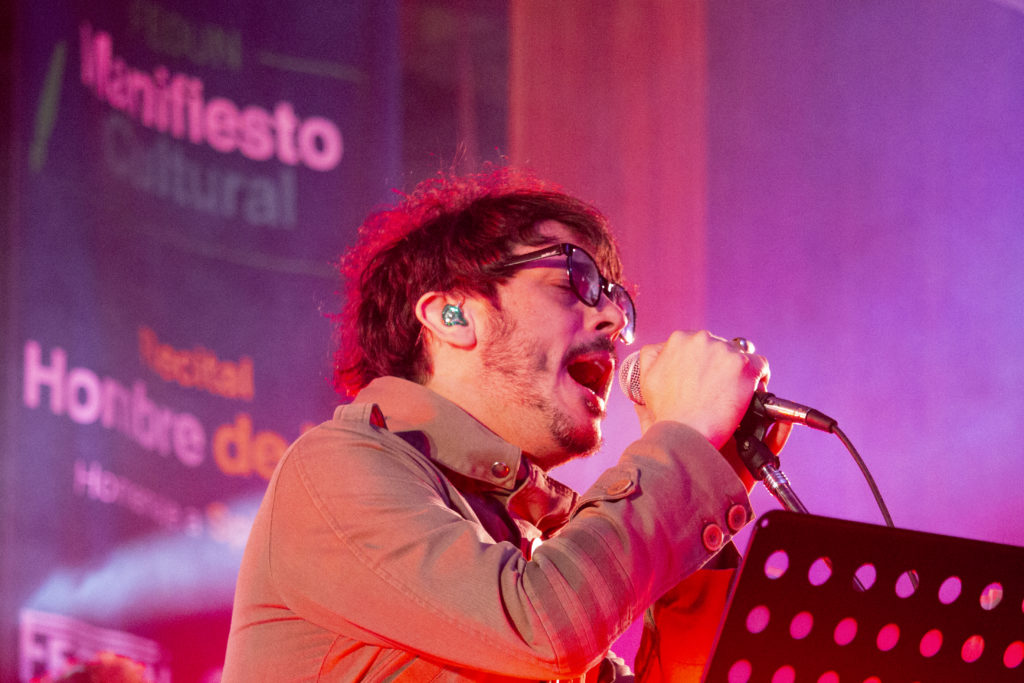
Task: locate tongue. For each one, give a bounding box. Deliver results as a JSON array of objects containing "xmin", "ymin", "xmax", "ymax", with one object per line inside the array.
[{"xmin": 568, "ymin": 360, "xmax": 603, "ymax": 394}]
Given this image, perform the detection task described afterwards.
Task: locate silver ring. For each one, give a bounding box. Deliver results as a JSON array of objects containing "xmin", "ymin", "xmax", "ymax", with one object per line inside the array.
[{"xmin": 732, "ymin": 337, "xmax": 755, "ymax": 354}]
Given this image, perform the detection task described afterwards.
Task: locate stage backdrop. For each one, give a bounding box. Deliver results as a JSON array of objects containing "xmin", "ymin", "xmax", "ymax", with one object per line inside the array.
[{"xmin": 4, "ymin": 1, "xmax": 398, "ymax": 680}]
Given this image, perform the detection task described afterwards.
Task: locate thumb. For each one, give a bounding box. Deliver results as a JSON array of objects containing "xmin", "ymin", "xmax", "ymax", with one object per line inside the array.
[{"xmin": 633, "ymin": 403, "xmax": 656, "ymax": 434}]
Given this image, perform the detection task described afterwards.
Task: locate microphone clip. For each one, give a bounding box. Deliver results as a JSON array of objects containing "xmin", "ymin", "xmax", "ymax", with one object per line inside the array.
[
  {"xmin": 734, "ymin": 393, "xmax": 780, "ymax": 481},
  {"xmin": 735, "ymin": 394, "xmax": 810, "ymax": 514}
]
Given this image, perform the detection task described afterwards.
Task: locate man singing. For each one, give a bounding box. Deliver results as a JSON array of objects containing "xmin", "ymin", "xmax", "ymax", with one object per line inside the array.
[{"xmin": 223, "ymin": 167, "xmax": 775, "ymax": 681}]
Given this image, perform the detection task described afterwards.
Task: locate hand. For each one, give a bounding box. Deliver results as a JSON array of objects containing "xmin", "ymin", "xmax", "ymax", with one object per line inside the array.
[{"xmin": 630, "ymin": 330, "xmax": 769, "ymax": 449}]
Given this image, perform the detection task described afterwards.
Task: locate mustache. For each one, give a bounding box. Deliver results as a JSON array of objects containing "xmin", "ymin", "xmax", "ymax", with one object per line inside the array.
[{"xmin": 562, "ymin": 336, "xmax": 618, "ymax": 366}]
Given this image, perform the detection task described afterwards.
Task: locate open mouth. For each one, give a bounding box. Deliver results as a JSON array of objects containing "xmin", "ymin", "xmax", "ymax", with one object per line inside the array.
[{"xmin": 566, "ymin": 353, "xmax": 614, "ymax": 400}]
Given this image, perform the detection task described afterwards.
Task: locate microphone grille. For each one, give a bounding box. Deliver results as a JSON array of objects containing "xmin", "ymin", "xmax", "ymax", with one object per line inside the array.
[{"xmin": 618, "ymin": 351, "xmax": 645, "ymax": 405}]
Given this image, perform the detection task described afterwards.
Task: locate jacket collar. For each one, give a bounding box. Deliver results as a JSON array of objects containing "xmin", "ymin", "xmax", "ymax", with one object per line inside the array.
[{"xmin": 351, "ymin": 377, "xmax": 576, "ymax": 534}]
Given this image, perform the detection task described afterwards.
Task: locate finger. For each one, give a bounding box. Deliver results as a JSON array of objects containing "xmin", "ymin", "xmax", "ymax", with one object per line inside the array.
[
  {"xmin": 742, "ymin": 352, "xmax": 770, "ymax": 390},
  {"xmin": 642, "ymin": 341, "xmax": 666, "ymax": 358},
  {"xmin": 632, "ymin": 403, "xmax": 656, "ymax": 434},
  {"xmin": 730, "ymin": 337, "xmax": 770, "ymax": 388},
  {"xmin": 764, "ymin": 421, "xmax": 793, "ymax": 455},
  {"xmin": 755, "ymin": 356, "xmax": 771, "ymax": 391}
]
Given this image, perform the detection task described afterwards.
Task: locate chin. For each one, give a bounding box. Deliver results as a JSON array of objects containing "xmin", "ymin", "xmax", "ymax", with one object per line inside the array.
[
  {"xmin": 553, "ymin": 419, "xmax": 603, "ymax": 460},
  {"xmin": 525, "ymin": 415, "xmax": 603, "ymax": 471}
]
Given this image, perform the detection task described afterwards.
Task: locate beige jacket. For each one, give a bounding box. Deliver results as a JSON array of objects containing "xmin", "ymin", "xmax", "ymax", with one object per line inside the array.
[{"xmin": 223, "ymin": 377, "xmax": 750, "ymax": 681}]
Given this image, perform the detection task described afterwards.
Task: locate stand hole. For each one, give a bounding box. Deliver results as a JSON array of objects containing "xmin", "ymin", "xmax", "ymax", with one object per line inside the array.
[
  {"xmin": 876, "ymin": 623, "xmax": 900, "ymax": 651},
  {"xmin": 808, "ymin": 557, "xmax": 832, "ymax": 586},
  {"xmin": 834, "ymin": 617, "xmax": 858, "ymax": 646},
  {"xmin": 938, "ymin": 576, "xmax": 961, "ymax": 604},
  {"xmin": 853, "ymin": 563, "xmax": 876, "ymax": 591},
  {"xmin": 1004, "ymin": 641, "xmax": 1024, "ymax": 669},
  {"xmin": 919, "ymin": 629, "xmax": 943, "ymax": 657},
  {"xmin": 789, "ymin": 611, "xmax": 813, "ymax": 640},
  {"xmin": 727, "ymin": 659, "xmax": 752, "ymax": 683},
  {"xmin": 980, "ymin": 582, "xmax": 1003, "ymax": 610},
  {"xmin": 771, "ymin": 665, "xmax": 795, "ymax": 683},
  {"xmin": 746, "ymin": 605, "xmax": 770, "ymax": 634},
  {"xmin": 961, "ymin": 635, "xmax": 985, "ymax": 663},
  {"xmin": 895, "ymin": 570, "xmax": 919, "ymax": 598},
  {"xmin": 764, "ymin": 550, "xmax": 788, "ymax": 579}
]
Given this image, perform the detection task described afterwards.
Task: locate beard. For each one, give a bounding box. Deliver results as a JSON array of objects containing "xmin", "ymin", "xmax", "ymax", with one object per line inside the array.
[{"xmin": 479, "ymin": 307, "xmax": 603, "ymax": 465}]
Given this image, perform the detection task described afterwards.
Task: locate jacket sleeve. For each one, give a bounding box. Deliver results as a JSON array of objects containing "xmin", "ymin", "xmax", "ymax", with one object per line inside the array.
[{"xmin": 263, "ymin": 416, "xmax": 751, "ymax": 680}]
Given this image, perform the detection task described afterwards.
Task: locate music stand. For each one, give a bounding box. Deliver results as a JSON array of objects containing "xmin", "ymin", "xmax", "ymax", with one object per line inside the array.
[{"xmin": 702, "ymin": 510, "xmax": 1024, "ymax": 682}]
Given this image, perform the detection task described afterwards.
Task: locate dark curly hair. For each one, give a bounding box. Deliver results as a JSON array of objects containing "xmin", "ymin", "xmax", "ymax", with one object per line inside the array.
[{"xmin": 333, "ymin": 167, "xmax": 623, "ymax": 397}]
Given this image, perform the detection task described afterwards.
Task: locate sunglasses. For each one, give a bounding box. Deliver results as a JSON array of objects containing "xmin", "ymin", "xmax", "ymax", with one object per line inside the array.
[{"xmin": 493, "ymin": 243, "xmax": 636, "ymax": 344}]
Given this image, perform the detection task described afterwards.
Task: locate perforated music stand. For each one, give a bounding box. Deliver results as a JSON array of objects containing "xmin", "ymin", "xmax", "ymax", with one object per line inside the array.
[{"xmin": 702, "ymin": 510, "xmax": 1024, "ymax": 682}]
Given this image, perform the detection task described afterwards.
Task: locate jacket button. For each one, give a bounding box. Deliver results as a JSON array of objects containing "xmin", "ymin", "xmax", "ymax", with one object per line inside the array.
[
  {"xmin": 702, "ymin": 523, "xmax": 725, "ymax": 552},
  {"xmin": 491, "ymin": 462, "xmax": 511, "ymax": 479},
  {"xmin": 727, "ymin": 504, "xmax": 748, "ymax": 533},
  {"xmin": 605, "ymin": 478, "xmax": 634, "ymax": 496}
]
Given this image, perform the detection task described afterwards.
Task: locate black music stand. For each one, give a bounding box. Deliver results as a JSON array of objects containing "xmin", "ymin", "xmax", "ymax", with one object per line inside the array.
[{"xmin": 702, "ymin": 510, "xmax": 1024, "ymax": 682}]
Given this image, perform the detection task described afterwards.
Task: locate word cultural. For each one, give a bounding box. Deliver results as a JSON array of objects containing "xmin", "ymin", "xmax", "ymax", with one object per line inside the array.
[{"xmin": 103, "ymin": 116, "xmax": 298, "ymax": 229}]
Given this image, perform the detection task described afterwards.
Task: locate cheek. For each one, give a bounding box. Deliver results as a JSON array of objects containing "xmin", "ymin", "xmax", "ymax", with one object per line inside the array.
[
  {"xmin": 533, "ymin": 350, "xmax": 552, "ymax": 373},
  {"xmin": 515, "ymin": 333, "xmax": 552, "ymax": 374}
]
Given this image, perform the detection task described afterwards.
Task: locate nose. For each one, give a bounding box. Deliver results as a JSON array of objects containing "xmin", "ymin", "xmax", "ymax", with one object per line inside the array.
[{"xmin": 590, "ymin": 292, "xmax": 628, "ymax": 342}]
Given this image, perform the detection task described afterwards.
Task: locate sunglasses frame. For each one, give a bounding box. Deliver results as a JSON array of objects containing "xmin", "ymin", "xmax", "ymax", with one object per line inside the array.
[{"xmin": 493, "ymin": 242, "xmax": 636, "ymax": 344}]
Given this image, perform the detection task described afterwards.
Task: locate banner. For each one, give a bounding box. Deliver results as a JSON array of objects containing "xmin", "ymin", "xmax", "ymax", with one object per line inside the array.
[{"xmin": 4, "ymin": 2, "xmax": 399, "ymax": 680}]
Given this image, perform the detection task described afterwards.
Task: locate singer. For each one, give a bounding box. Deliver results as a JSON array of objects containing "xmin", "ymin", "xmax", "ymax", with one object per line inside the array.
[{"xmin": 222, "ymin": 167, "xmax": 781, "ymax": 682}]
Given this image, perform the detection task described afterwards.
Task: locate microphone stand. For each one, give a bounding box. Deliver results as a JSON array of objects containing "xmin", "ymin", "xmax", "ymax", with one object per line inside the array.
[
  {"xmin": 734, "ymin": 394, "xmax": 872, "ymax": 592},
  {"xmin": 739, "ymin": 438, "xmax": 809, "ymax": 514}
]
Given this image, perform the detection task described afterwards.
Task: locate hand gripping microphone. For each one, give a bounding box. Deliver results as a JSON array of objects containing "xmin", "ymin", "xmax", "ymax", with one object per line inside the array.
[
  {"xmin": 617, "ymin": 350, "xmax": 839, "ymax": 515},
  {"xmin": 617, "ymin": 351, "xmax": 837, "ymax": 432},
  {"xmin": 618, "ymin": 349, "xmax": 898, "ymax": 546}
]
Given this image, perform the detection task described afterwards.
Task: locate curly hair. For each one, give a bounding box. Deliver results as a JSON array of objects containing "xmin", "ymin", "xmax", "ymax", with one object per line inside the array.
[{"xmin": 332, "ymin": 167, "xmax": 623, "ymax": 397}]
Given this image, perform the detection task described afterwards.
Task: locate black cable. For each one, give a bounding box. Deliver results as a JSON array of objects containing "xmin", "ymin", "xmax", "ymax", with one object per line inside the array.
[{"xmin": 831, "ymin": 424, "xmax": 895, "ymax": 529}]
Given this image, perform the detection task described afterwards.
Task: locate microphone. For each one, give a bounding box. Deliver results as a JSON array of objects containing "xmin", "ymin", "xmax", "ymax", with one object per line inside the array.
[{"xmin": 617, "ymin": 351, "xmax": 837, "ymax": 432}]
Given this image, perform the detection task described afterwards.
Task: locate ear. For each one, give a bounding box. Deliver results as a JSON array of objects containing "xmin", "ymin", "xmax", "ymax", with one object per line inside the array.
[{"xmin": 415, "ymin": 292, "xmax": 477, "ymax": 349}]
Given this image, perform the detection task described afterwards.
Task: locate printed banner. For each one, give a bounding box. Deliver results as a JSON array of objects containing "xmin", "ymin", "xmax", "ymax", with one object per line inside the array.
[{"xmin": 5, "ymin": 1, "xmax": 398, "ymax": 680}]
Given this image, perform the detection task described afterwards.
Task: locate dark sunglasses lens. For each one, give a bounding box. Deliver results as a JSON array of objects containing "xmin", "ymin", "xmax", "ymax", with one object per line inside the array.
[
  {"xmin": 568, "ymin": 247, "xmax": 601, "ymax": 305},
  {"xmin": 609, "ymin": 286, "xmax": 636, "ymax": 344}
]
